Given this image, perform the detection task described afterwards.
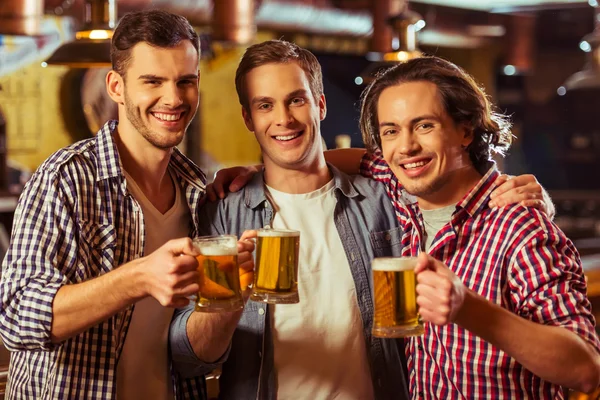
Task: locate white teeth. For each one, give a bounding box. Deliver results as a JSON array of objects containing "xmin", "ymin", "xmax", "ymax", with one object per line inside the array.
[
  {"xmin": 404, "ymin": 161, "xmax": 428, "ymax": 169},
  {"xmin": 153, "ymin": 112, "xmax": 182, "ymax": 121},
  {"xmin": 275, "ymin": 133, "xmax": 300, "ymax": 141}
]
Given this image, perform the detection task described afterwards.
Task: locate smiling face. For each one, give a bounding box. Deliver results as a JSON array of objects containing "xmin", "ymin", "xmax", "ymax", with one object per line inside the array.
[
  {"xmin": 242, "ymin": 62, "xmax": 326, "ymax": 172},
  {"xmin": 110, "ymin": 41, "xmax": 199, "ymax": 149},
  {"xmin": 377, "ymin": 81, "xmax": 477, "ymax": 207}
]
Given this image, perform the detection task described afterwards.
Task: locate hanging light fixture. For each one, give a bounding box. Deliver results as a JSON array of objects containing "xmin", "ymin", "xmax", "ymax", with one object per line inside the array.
[
  {"xmin": 561, "ymin": 4, "xmax": 600, "ymax": 92},
  {"xmin": 360, "ymin": 8, "xmax": 424, "ymax": 84},
  {"xmin": 44, "ymin": 0, "xmax": 116, "ymax": 68}
]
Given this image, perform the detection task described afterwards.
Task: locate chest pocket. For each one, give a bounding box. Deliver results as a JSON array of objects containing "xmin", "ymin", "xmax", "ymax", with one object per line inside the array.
[
  {"xmin": 369, "ymin": 226, "xmax": 403, "ymax": 258},
  {"xmin": 76, "ymin": 220, "xmax": 117, "ymax": 281}
]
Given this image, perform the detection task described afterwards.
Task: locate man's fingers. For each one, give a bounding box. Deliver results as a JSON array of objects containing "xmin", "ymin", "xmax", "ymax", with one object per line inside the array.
[
  {"xmin": 489, "ymin": 183, "xmax": 542, "ymax": 208},
  {"xmin": 237, "ymin": 240, "xmax": 255, "ymax": 255},
  {"xmin": 167, "ymin": 237, "xmax": 199, "ymax": 257},
  {"xmin": 521, "ymin": 199, "xmax": 545, "ymax": 211},
  {"xmin": 211, "ymin": 172, "xmax": 227, "ymax": 199},
  {"xmin": 175, "ymin": 280, "xmax": 200, "ymax": 297},
  {"xmin": 240, "ymin": 229, "xmax": 258, "ymax": 242},
  {"xmin": 174, "ymin": 271, "xmax": 201, "ymax": 288},
  {"xmin": 230, "ymin": 173, "xmax": 250, "ymax": 193},
  {"xmin": 238, "ymin": 251, "xmax": 254, "ymax": 267},
  {"xmin": 206, "ymin": 183, "xmax": 218, "ymax": 202},
  {"xmin": 489, "ymin": 175, "xmax": 512, "ymax": 199},
  {"xmin": 239, "ymin": 259, "xmax": 254, "ymax": 272},
  {"xmin": 414, "ymin": 253, "xmax": 430, "ymax": 273},
  {"xmin": 169, "ymin": 254, "xmax": 200, "ymax": 274}
]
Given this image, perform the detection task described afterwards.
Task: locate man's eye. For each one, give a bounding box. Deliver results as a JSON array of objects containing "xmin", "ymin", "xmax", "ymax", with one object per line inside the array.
[{"xmin": 290, "ymin": 98, "xmax": 305, "ymax": 106}]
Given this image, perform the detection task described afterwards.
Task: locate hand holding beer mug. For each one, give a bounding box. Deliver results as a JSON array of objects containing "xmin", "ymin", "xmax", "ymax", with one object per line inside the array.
[
  {"xmin": 372, "ymin": 257, "xmax": 424, "ymax": 338},
  {"xmin": 250, "ymin": 228, "xmax": 300, "ymax": 304},
  {"xmin": 194, "ymin": 235, "xmax": 244, "ymax": 312}
]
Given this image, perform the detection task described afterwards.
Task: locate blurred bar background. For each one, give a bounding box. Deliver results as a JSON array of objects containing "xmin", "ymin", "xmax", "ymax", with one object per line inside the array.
[{"xmin": 1, "ymin": 0, "xmax": 600, "ymax": 398}]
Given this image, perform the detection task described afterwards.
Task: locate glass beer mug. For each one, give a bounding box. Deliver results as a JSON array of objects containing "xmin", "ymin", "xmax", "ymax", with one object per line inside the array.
[
  {"xmin": 193, "ymin": 235, "xmax": 244, "ymax": 312},
  {"xmin": 250, "ymin": 228, "xmax": 300, "ymax": 304},
  {"xmin": 372, "ymin": 256, "xmax": 424, "ymax": 338}
]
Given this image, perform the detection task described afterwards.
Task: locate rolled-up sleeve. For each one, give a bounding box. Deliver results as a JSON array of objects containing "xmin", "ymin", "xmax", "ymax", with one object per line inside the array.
[
  {"xmin": 170, "ymin": 303, "xmax": 231, "ymax": 378},
  {"xmin": 0, "ymin": 169, "xmax": 76, "ymax": 351}
]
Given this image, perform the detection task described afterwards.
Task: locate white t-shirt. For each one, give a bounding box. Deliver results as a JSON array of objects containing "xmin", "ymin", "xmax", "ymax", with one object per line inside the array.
[
  {"xmin": 267, "ymin": 180, "xmax": 374, "ymax": 400},
  {"xmin": 117, "ymin": 169, "xmax": 191, "ymax": 400}
]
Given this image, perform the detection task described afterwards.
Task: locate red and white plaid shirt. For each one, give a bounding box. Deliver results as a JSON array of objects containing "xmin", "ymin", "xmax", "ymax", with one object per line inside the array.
[{"xmin": 361, "ymin": 152, "xmax": 600, "ymax": 399}]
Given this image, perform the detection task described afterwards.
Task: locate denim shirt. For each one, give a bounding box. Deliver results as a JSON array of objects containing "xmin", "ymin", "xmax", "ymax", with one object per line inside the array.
[{"xmin": 170, "ymin": 165, "xmax": 409, "ymax": 400}]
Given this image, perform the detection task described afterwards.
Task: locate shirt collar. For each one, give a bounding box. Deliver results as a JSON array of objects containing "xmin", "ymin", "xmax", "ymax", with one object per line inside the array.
[
  {"xmin": 456, "ymin": 165, "xmax": 500, "ymax": 218},
  {"xmin": 95, "ymin": 120, "xmax": 123, "ymax": 182},
  {"xmin": 94, "ymin": 120, "xmax": 206, "ymax": 190},
  {"xmin": 402, "ymin": 164, "xmax": 499, "ymax": 220},
  {"xmin": 243, "ymin": 163, "xmax": 361, "ymax": 209}
]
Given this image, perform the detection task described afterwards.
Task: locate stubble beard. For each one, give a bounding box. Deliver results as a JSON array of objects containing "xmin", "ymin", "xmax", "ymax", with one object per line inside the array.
[{"xmin": 123, "ymin": 91, "xmax": 186, "ymax": 150}]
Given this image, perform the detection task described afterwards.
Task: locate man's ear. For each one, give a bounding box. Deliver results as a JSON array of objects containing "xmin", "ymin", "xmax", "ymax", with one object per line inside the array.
[
  {"xmin": 242, "ymin": 107, "xmax": 255, "ymax": 132},
  {"xmin": 106, "ymin": 70, "xmax": 125, "ymax": 105},
  {"xmin": 319, "ymin": 94, "xmax": 327, "ymax": 121},
  {"xmin": 461, "ymin": 124, "xmax": 474, "ymax": 148}
]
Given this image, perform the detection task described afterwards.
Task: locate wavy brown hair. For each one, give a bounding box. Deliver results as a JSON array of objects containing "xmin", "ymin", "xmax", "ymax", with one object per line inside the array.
[
  {"xmin": 359, "ymin": 56, "xmax": 512, "ymax": 172},
  {"xmin": 111, "ymin": 10, "xmax": 200, "ymax": 78},
  {"xmin": 235, "ymin": 40, "xmax": 323, "ymax": 112}
]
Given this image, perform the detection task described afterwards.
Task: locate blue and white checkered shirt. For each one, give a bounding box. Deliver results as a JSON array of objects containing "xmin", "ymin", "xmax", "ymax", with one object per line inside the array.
[{"xmin": 0, "ymin": 120, "xmax": 207, "ymax": 399}]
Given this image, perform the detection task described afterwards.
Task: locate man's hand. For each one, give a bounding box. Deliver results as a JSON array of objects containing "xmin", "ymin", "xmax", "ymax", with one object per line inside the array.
[
  {"xmin": 138, "ymin": 237, "xmax": 200, "ymax": 308},
  {"xmin": 489, "ymin": 174, "xmax": 554, "ymax": 217},
  {"xmin": 414, "ymin": 252, "xmax": 466, "ymax": 325},
  {"xmin": 207, "ymin": 165, "xmax": 262, "ymax": 201},
  {"xmin": 238, "ymin": 230, "xmax": 257, "ymax": 299}
]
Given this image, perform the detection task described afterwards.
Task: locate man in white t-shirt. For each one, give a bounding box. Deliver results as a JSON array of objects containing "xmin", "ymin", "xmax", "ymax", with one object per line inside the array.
[{"xmin": 170, "ymin": 40, "xmax": 409, "ymax": 400}]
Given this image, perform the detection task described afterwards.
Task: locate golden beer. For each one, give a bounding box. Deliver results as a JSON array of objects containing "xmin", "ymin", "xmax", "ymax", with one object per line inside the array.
[
  {"xmin": 372, "ymin": 257, "xmax": 424, "ymax": 338},
  {"xmin": 251, "ymin": 229, "xmax": 300, "ymax": 304},
  {"xmin": 193, "ymin": 235, "xmax": 243, "ymax": 312}
]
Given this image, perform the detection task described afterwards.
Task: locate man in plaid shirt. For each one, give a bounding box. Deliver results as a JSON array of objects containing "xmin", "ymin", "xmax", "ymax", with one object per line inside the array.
[
  {"xmin": 0, "ymin": 10, "xmax": 254, "ymax": 400},
  {"xmin": 359, "ymin": 56, "xmax": 600, "ymax": 398}
]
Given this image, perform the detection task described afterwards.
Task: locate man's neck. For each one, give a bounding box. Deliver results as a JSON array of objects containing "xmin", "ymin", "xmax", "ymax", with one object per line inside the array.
[
  {"xmin": 417, "ymin": 166, "xmax": 482, "ymax": 211},
  {"xmin": 263, "ymin": 156, "xmax": 331, "ymax": 194},
  {"xmin": 113, "ymin": 125, "xmax": 172, "ymax": 198}
]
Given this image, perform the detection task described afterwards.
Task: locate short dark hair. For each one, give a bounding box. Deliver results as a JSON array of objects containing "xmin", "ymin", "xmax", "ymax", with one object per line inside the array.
[
  {"xmin": 235, "ymin": 40, "xmax": 323, "ymax": 111},
  {"xmin": 359, "ymin": 56, "xmax": 512, "ymax": 172},
  {"xmin": 111, "ymin": 10, "xmax": 200, "ymax": 77}
]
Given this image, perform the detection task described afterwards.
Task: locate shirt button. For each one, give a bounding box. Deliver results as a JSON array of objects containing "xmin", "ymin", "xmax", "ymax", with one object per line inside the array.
[
  {"xmin": 350, "ymin": 253, "xmax": 356, "ymax": 261},
  {"xmin": 258, "ymin": 308, "xmax": 265, "ymax": 316},
  {"xmin": 418, "ymin": 344, "xmax": 423, "ymax": 350},
  {"xmin": 418, "ymin": 391, "xmax": 424, "ymax": 398}
]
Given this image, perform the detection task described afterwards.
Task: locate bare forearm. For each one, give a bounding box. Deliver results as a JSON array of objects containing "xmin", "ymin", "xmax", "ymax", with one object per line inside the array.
[
  {"xmin": 51, "ymin": 259, "xmax": 144, "ymax": 343},
  {"xmin": 186, "ymin": 310, "xmax": 243, "ymax": 363},
  {"xmin": 456, "ymin": 290, "xmax": 600, "ymax": 392},
  {"xmin": 323, "ymin": 148, "xmax": 366, "ymax": 175}
]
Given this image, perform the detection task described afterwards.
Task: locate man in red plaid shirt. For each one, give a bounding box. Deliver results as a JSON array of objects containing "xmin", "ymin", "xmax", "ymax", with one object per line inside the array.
[{"xmin": 359, "ymin": 55, "xmax": 600, "ymax": 398}]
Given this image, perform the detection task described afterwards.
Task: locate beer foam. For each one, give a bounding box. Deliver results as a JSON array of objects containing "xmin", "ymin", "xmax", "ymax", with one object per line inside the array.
[
  {"xmin": 257, "ymin": 229, "xmax": 300, "ymax": 237},
  {"xmin": 197, "ymin": 244, "xmax": 237, "ymax": 256},
  {"xmin": 372, "ymin": 257, "xmax": 417, "ymax": 271}
]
